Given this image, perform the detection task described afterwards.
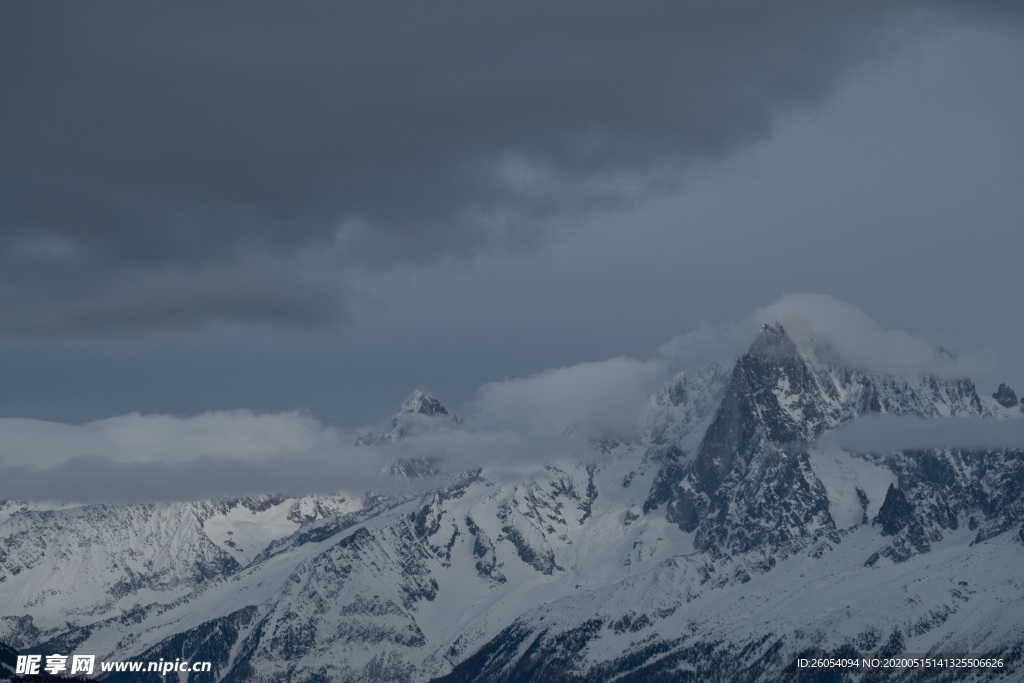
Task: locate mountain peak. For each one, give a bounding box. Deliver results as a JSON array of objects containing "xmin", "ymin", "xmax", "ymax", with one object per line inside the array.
[
  {"xmin": 396, "ymin": 390, "xmax": 449, "ymax": 421},
  {"xmin": 356, "ymin": 391, "xmax": 460, "ymax": 445},
  {"xmin": 748, "ymin": 322, "xmax": 798, "ymax": 362}
]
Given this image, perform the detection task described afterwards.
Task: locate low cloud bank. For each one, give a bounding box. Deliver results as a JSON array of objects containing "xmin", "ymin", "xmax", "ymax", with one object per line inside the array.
[
  {"xmin": 0, "ymin": 356, "xmax": 662, "ymax": 502},
  {"xmin": 0, "ymin": 410, "xmax": 337, "ymax": 469},
  {"xmin": 819, "ymin": 414, "xmax": 1024, "ymax": 453},
  {"xmin": 0, "ymin": 411, "xmax": 595, "ymax": 503},
  {"xmin": 0, "ymin": 411, "xmax": 367, "ymax": 502}
]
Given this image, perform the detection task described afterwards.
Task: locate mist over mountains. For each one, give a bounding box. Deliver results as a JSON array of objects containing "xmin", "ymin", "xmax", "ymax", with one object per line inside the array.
[
  {"xmin": 2, "ymin": 298, "xmax": 1023, "ymax": 681},
  {"xmin": 0, "ymin": 295, "xmax": 1013, "ymax": 503}
]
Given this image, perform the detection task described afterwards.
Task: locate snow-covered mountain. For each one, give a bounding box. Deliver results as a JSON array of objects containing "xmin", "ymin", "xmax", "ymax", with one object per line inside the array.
[{"xmin": 2, "ymin": 324, "xmax": 1023, "ymax": 682}]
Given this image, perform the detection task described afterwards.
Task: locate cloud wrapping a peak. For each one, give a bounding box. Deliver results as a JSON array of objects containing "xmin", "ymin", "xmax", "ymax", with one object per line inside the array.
[{"xmin": 659, "ymin": 293, "xmax": 992, "ymax": 380}]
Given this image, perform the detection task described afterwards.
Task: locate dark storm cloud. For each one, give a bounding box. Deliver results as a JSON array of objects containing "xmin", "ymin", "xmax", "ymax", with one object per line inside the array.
[{"xmin": 1, "ymin": 1, "xmax": 1020, "ymax": 334}]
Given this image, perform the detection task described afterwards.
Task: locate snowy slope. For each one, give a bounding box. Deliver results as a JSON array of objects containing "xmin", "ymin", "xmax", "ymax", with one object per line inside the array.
[{"xmin": 2, "ymin": 327, "xmax": 1023, "ymax": 682}]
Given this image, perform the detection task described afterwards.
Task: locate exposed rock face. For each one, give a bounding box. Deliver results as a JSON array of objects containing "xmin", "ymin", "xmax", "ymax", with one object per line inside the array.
[
  {"xmin": 872, "ymin": 484, "xmax": 930, "ymax": 562},
  {"xmin": 659, "ymin": 323, "xmax": 987, "ymax": 567},
  {"xmin": 993, "ymin": 383, "xmax": 1019, "ymax": 408},
  {"xmin": 664, "ymin": 325, "xmax": 842, "ymax": 564}
]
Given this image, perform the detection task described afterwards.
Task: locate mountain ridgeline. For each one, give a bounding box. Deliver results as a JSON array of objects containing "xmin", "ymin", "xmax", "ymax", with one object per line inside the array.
[{"xmin": 2, "ymin": 324, "xmax": 1023, "ymax": 682}]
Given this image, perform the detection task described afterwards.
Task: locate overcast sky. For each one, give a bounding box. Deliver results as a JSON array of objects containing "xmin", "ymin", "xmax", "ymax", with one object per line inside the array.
[{"xmin": 1, "ymin": 1, "xmax": 1023, "ymax": 437}]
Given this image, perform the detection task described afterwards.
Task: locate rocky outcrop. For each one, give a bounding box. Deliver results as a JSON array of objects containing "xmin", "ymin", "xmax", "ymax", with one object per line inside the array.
[{"xmin": 993, "ymin": 383, "xmax": 1019, "ymax": 408}]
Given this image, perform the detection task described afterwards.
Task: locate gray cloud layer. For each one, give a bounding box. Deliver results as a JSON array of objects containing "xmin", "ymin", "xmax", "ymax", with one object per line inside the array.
[
  {"xmin": 819, "ymin": 414, "xmax": 1024, "ymax": 453},
  {"xmin": 4, "ymin": 1, "xmax": 1019, "ymax": 334},
  {"xmin": 0, "ymin": 415, "xmax": 591, "ymax": 504}
]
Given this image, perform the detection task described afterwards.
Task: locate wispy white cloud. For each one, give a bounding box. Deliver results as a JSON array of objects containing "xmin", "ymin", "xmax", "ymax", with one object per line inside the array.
[
  {"xmin": 471, "ymin": 357, "xmax": 668, "ymax": 439},
  {"xmin": 658, "ymin": 293, "xmax": 993, "ymax": 379}
]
